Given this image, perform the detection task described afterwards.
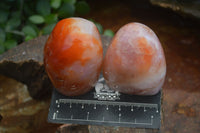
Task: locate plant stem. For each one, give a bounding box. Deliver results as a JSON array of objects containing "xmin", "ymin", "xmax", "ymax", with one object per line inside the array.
[
  {"xmin": 6, "ymin": 30, "xmax": 25, "ymax": 36},
  {"xmin": 20, "ymin": 0, "xmax": 24, "ymax": 15}
]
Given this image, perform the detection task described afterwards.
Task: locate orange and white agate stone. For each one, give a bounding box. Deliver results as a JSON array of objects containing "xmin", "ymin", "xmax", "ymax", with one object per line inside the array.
[
  {"xmin": 44, "ymin": 18, "xmax": 103, "ymax": 96},
  {"xmin": 103, "ymin": 23, "xmax": 166, "ymax": 95}
]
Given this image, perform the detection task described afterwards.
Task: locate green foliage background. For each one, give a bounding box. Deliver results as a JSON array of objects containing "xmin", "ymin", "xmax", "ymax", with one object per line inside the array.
[{"xmin": 0, "ymin": 0, "xmax": 114, "ymax": 54}]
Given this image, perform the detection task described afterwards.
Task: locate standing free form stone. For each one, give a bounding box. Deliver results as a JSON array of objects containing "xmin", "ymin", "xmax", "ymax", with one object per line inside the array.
[
  {"xmin": 103, "ymin": 23, "xmax": 166, "ymax": 95},
  {"xmin": 44, "ymin": 18, "xmax": 103, "ymax": 96}
]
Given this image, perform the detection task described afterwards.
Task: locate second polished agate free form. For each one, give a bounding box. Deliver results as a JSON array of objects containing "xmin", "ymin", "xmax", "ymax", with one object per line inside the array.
[{"xmin": 103, "ymin": 22, "xmax": 166, "ymax": 95}]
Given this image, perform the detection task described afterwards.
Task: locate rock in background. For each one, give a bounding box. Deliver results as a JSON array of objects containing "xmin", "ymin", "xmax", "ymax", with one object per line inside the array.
[
  {"xmin": 150, "ymin": 0, "xmax": 200, "ymax": 19},
  {"xmin": 0, "ymin": 75, "xmax": 51, "ymax": 133}
]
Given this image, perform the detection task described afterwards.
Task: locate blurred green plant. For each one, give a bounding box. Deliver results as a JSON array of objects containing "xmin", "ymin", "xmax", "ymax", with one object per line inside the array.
[
  {"xmin": 89, "ymin": 19, "xmax": 114, "ymax": 37},
  {"xmin": 0, "ymin": 0, "xmax": 114, "ymax": 54}
]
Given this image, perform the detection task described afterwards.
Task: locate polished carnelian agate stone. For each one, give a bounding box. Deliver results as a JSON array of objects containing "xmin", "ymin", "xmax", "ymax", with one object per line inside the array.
[
  {"xmin": 44, "ymin": 18, "xmax": 103, "ymax": 96},
  {"xmin": 103, "ymin": 23, "xmax": 166, "ymax": 95}
]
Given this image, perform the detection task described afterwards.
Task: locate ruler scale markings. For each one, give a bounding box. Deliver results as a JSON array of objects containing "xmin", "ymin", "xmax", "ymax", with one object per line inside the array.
[
  {"xmin": 119, "ymin": 113, "xmax": 121, "ymax": 122},
  {"xmin": 131, "ymin": 106, "xmax": 133, "ymax": 111},
  {"xmin": 54, "ymin": 104, "xmax": 155, "ymax": 126},
  {"xmin": 59, "ymin": 99, "xmax": 158, "ymax": 109},
  {"xmin": 54, "ymin": 98, "xmax": 159, "ymax": 127},
  {"xmin": 55, "ymin": 116, "xmax": 153, "ymax": 125},
  {"xmin": 87, "ymin": 112, "xmax": 89, "ymax": 120},
  {"xmin": 151, "ymin": 115, "xmax": 154, "ymax": 124},
  {"xmin": 54, "ymin": 98, "xmax": 159, "ymax": 126},
  {"xmin": 53, "ymin": 113, "xmax": 56, "ymax": 119},
  {"xmin": 119, "ymin": 105, "xmax": 121, "ymax": 111},
  {"xmin": 48, "ymin": 89, "xmax": 161, "ymax": 129},
  {"xmin": 50, "ymin": 105, "xmax": 158, "ymax": 128},
  {"xmin": 94, "ymin": 104, "xmax": 96, "ymax": 109},
  {"xmin": 70, "ymin": 103, "xmax": 72, "ymax": 108}
]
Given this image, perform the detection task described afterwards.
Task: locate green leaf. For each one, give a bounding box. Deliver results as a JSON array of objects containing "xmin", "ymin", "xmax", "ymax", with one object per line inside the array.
[
  {"xmin": 36, "ymin": 0, "xmax": 51, "ymax": 16},
  {"xmin": 25, "ymin": 22, "xmax": 40, "ymax": 35},
  {"xmin": 95, "ymin": 22, "xmax": 103, "ymax": 34},
  {"xmin": 103, "ymin": 29, "xmax": 114, "ymax": 37},
  {"xmin": 29, "ymin": 15, "xmax": 45, "ymax": 24},
  {"xmin": 5, "ymin": 17, "xmax": 21, "ymax": 31},
  {"xmin": 44, "ymin": 14, "xmax": 58, "ymax": 24},
  {"xmin": 63, "ymin": 0, "xmax": 76, "ymax": 4},
  {"xmin": 89, "ymin": 19, "xmax": 95, "ymax": 22},
  {"xmin": 4, "ymin": 40, "xmax": 17, "ymax": 50},
  {"xmin": 22, "ymin": 25, "xmax": 37, "ymax": 37},
  {"xmin": 42, "ymin": 23, "xmax": 56, "ymax": 35},
  {"xmin": 58, "ymin": 3, "xmax": 75, "ymax": 18},
  {"xmin": 0, "ymin": 28, "xmax": 6, "ymax": 44},
  {"xmin": 0, "ymin": 10, "xmax": 9, "ymax": 23},
  {"xmin": 0, "ymin": 43, "xmax": 5, "ymax": 54},
  {"xmin": 51, "ymin": 0, "xmax": 61, "ymax": 9},
  {"xmin": 75, "ymin": 1, "xmax": 90, "ymax": 15},
  {"xmin": 25, "ymin": 35, "xmax": 34, "ymax": 41}
]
